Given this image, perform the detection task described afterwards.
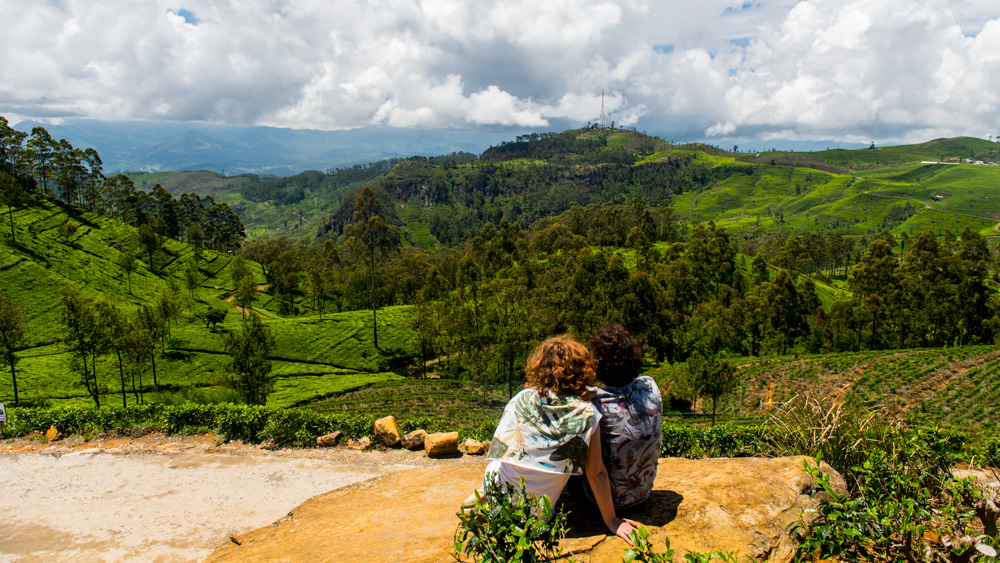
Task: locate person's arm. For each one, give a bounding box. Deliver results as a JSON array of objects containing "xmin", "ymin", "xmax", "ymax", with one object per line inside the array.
[{"xmin": 584, "ymin": 430, "xmax": 638, "ymax": 545}]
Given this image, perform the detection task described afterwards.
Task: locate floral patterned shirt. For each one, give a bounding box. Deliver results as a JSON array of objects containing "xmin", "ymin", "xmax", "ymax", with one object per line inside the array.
[
  {"xmin": 486, "ymin": 388, "xmax": 597, "ymax": 475},
  {"xmin": 583, "ymin": 375, "xmax": 662, "ymax": 508}
]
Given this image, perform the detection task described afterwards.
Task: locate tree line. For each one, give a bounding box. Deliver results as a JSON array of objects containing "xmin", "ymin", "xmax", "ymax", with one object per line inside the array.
[{"xmin": 0, "ymin": 116, "xmax": 246, "ymax": 253}]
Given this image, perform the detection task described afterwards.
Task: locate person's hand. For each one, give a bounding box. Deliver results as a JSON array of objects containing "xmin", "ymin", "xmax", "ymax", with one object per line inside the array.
[{"xmin": 607, "ymin": 517, "xmax": 639, "ymax": 545}]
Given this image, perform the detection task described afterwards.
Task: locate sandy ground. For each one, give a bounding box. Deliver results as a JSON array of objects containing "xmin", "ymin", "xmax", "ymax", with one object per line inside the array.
[{"xmin": 0, "ymin": 432, "xmax": 478, "ymax": 562}]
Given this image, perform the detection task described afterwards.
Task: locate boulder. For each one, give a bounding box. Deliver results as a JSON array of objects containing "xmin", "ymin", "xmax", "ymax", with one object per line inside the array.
[
  {"xmin": 374, "ymin": 416, "xmax": 402, "ymax": 448},
  {"xmin": 316, "ymin": 431, "xmax": 342, "ymax": 448},
  {"xmin": 401, "ymin": 430, "xmax": 427, "ymax": 450},
  {"xmin": 423, "ymin": 432, "xmax": 458, "ymax": 458},
  {"xmin": 204, "ymin": 456, "xmax": 845, "ymax": 563},
  {"xmin": 45, "ymin": 426, "xmax": 60, "ymax": 441},
  {"xmin": 458, "ymin": 438, "xmax": 485, "ymax": 455},
  {"xmin": 346, "ymin": 436, "xmax": 371, "ymax": 451}
]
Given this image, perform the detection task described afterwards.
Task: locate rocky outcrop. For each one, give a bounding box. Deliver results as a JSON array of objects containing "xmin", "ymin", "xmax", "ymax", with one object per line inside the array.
[
  {"xmin": 204, "ymin": 456, "xmax": 845, "ymax": 563},
  {"xmin": 374, "ymin": 416, "xmax": 401, "ymax": 448},
  {"xmin": 424, "ymin": 432, "xmax": 459, "ymax": 458}
]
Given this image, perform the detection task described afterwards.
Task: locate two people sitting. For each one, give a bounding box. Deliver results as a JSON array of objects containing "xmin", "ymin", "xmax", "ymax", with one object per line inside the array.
[{"xmin": 466, "ymin": 325, "xmax": 663, "ymax": 544}]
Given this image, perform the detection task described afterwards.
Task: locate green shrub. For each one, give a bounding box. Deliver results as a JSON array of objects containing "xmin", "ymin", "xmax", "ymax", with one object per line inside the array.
[
  {"xmin": 453, "ymin": 475, "xmax": 568, "ymax": 562},
  {"xmin": 215, "ymin": 404, "xmax": 269, "ymax": 443}
]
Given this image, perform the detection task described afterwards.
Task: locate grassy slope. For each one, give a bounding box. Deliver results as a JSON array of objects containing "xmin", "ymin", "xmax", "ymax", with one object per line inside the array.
[
  {"xmin": 0, "ymin": 199, "xmax": 413, "ymax": 408},
  {"xmin": 670, "ymin": 151, "xmax": 999, "ymax": 238}
]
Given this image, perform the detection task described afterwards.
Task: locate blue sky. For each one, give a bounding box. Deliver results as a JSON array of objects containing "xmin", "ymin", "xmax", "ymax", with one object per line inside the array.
[{"xmin": 3, "ymin": 0, "xmax": 999, "ymax": 147}]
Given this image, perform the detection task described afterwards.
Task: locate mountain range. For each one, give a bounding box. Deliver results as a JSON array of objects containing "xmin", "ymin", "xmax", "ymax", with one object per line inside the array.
[{"xmin": 11, "ymin": 119, "xmax": 541, "ymax": 176}]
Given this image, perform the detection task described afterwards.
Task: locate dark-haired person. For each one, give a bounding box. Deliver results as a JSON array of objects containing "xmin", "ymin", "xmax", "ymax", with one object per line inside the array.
[
  {"xmin": 578, "ymin": 325, "xmax": 662, "ymax": 511},
  {"xmin": 464, "ymin": 336, "xmax": 638, "ymax": 544}
]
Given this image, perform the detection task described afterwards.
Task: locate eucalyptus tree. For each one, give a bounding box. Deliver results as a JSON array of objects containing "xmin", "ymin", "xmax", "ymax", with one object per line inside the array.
[
  {"xmin": 59, "ymin": 291, "xmax": 108, "ymax": 408},
  {"xmin": 345, "ymin": 186, "xmax": 398, "ymax": 348},
  {"xmin": 223, "ymin": 315, "xmax": 276, "ymax": 405},
  {"xmin": 0, "ymin": 171, "xmax": 26, "ymax": 243},
  {"xmin": 0, "ymin": 295, "xmax": 25, "ymax": 405}
]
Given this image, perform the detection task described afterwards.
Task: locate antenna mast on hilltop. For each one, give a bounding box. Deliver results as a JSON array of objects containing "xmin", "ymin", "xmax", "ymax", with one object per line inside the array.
[{"xmin": 599, "ymin": 89, "xmax": 605, "ymax": 129}]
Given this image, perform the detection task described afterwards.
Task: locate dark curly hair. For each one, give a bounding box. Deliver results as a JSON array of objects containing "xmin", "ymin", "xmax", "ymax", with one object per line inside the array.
[
  {"xmin": 588, "ymin": 325, "xmax": 643, "ymax": 387},
  {"xmin": 524, "ymin": 336, "xmax": 595, "ymax": 398}
]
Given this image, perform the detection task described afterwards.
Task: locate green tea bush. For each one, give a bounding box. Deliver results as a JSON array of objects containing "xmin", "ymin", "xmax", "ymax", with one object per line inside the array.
[
  {"xmin": 159, "ymin": 403, "xmax": 219, "ymax": 434},
  {"xmin": 453, "ymin": 476, "xmax": 568, "ymax": 562},
  {"xmin": 215, "ymin": 404, "xmax": 271, "ymax": 443},
  {"xmin": 660, "ymin": 422, "xmax": 777, "ymax": 458}
]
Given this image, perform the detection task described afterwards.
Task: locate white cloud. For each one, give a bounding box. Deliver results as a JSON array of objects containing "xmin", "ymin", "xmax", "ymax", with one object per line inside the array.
[{"xmin": 1, "ymin": 0, "xmax": 999, "ymax": 143}]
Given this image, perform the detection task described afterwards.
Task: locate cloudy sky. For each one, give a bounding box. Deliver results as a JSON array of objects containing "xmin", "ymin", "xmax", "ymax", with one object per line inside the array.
[{"xmin": 3, "ymin": 0, "xmax": 1000, "ymax": 145}]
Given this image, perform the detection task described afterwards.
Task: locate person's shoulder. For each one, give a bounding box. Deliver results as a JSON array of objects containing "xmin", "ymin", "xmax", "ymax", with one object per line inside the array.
[{"xmin": 634, "ymin": 376, "xmax": 662, "ymax": 399}]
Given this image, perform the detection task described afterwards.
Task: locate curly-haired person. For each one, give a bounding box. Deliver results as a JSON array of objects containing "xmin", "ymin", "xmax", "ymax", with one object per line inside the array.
[
  {"xmin": 464, "ymin": 336, "xmax": 638, "ymax": 544},
  {"xmin": 573, "ymin": 325, "xmax": 662, "ymax": 512}
]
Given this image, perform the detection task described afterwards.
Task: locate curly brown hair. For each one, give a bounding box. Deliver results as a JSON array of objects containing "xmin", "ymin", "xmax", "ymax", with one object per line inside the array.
[
  {"xmin": 524, "ymin": 336, "xmax": 595, "ymax": 398},
  {"xmin": 588, "ymin": 325, "xmax": 643, "ymax": 387}
]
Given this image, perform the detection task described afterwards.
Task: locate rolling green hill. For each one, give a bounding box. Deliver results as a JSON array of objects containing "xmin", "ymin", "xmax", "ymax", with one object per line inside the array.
[
  {"xmin": 0, "ymin": 198, "xmax": 415, "ymax": 408},
  {"xmin": 121, "ymin": 130, "xmax": 999, "ymax": 248}
]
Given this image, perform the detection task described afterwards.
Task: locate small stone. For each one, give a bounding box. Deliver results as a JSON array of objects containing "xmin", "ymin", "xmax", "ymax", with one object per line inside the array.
[
  {"xmin": 347, "ymin": 436, "xmax": 371, "ymax": 450},
  {"xmin": 45, "ymin": 426, "xmax": 61, "ymax": 441},
  {"xmin": 374, "ymin": 416, "xmax": 402, "ymax": 448},
  {"xmin": 401, "ymin": 430, "xmax": 427, "ymax": 450},
  {"xmin": 316, "ymin": 431, "xmax": 343, "ymax": 448},
  {"xmin": 424, "ymin": 432, "xmax": 459, "ymax": 458},
  {"xmin": 459, "ymin": 438, "xmax": 485, "ymax": 455}
]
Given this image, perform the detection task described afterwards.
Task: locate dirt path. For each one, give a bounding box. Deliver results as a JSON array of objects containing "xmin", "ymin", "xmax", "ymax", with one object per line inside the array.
[{"xmin": 0, "ymin": 433, "xmax": 475, "ymax": 562}]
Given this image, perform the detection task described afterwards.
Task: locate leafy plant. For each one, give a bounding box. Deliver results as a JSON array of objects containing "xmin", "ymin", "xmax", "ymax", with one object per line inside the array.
[
  {"xmin": 791, "ymin": 442, "xmax": 1000, "ymax": 561},
  {"xmin": 453, "ymin": 476, "xmax": 568, "ymax": 562},
  {"xmin": 622, "ymin": 528, "xmax": 754, "ymax": 563},
  {"xmin": 623, "ymin": 527, "xmax": 673, "ymax": 562}
]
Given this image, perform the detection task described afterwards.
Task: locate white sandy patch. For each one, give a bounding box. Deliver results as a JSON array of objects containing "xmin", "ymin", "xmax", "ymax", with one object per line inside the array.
[{"xmin": 0, "ymin": 451, "xmax": 409, "ymax": 562}]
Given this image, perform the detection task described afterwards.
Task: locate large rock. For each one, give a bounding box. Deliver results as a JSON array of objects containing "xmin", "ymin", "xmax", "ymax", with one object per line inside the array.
[
  {"xmin": 45, "ymin": 426, "xmax": 60, "ymax": 441},
  {"xmin": 204, "ymin": 456, "xmax": 845, "ymax": 563},
  {"xmin": 401, "ymin": 430, "xmax": 427, "ymax": 450},
  {"xmin": 458, "ymin": 438, "xmax": 485, "ymax": 455},
  {"xmin": 424, "ymin": 432, "xmax": 459, "ymax": 458},
  {"xmin": 346, "ymin": 436, "xmax": 371, "ymax": 451},
  {"xmin": 374, "ymin": 416, "xmax": 401, "ymax": 448},
  {"xmin": 316, "ymin": 431, "xmax": 342, "ymax": 448}
]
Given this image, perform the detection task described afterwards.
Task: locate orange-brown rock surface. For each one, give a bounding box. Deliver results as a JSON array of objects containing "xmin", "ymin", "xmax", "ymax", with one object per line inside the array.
[
  {"xmin": 374, "ymin": 416, "xmax": 401, "ymax": 447},
  {"xmin": 424, "ymin": 431, "xmax": 458, "ymax": 458},
  {"xmin": 204, "ymin": 456, "xmax": 844, "ymax": 563}
]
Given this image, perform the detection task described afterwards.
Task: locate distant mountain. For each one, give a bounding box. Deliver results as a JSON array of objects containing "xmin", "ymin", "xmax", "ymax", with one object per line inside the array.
[{"xmin": 11, "ymin": 119, "xmax": 540, "ymax": 176}]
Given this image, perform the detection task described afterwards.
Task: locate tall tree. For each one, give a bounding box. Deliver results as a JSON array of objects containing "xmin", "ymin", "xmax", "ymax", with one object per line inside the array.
[
  {"xmin": 0, "ymin": 295, "xmax": 25, "ymax": 405},
  {"xmin": 0, "ymin": 171, "xmax": 26, "ymax": 243},
  {"xmin": 345, "ymin": 186, "xmax": 398, "ymax": 348},
  {"xmin": 223, "ymin": 315, "xmax": 276, "ymax": 405},
  {"xmin": 96, "ymin": 302, "xmax": 131, "ymax": 408},
  {"xmin": 135, "ymin": 304, "xmax": 164, "ymax": 388},
  {"xmin": 234, "ymin": 274, "xmax": 257, "ymax": 319},
  {"xmin": 117, "ymin": 247, "xmax": 138, "ymax": 294},
  {"xmin": 26, "ymin": 127, "xmax": 55, "ymax": 194},
  {"xmin": 684, "ymin": 351, "xmax": 737, "ymax": 427},
  {"xmin": 59, "ymin": 292, "xmax": 107, "ymax": 408},
  {"xmin": 139, "ymin": 223, "xmax": 158, "ymax": 269}
]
